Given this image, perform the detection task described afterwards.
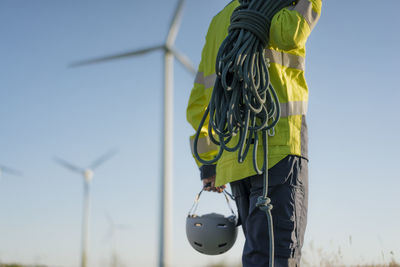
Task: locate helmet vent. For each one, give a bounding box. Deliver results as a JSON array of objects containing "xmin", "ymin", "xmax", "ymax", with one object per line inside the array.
[
  {"xmin": 194, "ymin": 242, "xmax": 203, "ymax": 247},
  {"xmin": 217, "ymin": 224, "xmax": 227, "ymax": 228},
  {"xmin": 194, "ymin": 223, "xmax": 202, "ymax": 227},
  {"xmin": 218, "ymin": 243, "xmax": 227, "ymax": 248}
]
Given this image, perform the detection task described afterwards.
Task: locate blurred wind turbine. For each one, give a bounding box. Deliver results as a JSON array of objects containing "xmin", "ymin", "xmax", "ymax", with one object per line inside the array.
[
  {"xmin": 69, "ymin": 1, "xmax": 194, "ymax": 266},
  {"xmin": 54, "ymin": 149, "xmax": 118, "ymax": 267},
  {"xmin": 103, "ymin": 212, "xmax": 131, "ymax": 267}
]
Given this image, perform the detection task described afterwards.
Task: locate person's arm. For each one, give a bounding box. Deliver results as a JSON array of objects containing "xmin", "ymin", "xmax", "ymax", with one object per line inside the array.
[
  {"xmin": 186, "ymin": 21, "xmax": 225, "ymax": 192},
  {"xmin": 186, "ymin": 57, "xmax": 218, "ymax": 177},
  {"xmin": 269, "ymin": 0, "xmax": 322, "ymax": 51}
]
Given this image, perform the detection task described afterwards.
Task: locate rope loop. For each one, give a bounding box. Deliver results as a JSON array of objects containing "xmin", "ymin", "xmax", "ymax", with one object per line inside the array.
[
  {"xmin": 256, "ymin": 196, "xmax": 273, "ymax": 211},
  {"xmin": 229, "ymin": 9, "xmax": 271, "ymax": 46},
  {"xmin": 193, "ymin": 0, "xmax": 294, "ymax": 170}
]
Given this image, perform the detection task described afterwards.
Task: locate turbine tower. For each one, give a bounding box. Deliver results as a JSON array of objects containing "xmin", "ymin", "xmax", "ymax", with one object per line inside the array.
[
  {"xmin": 69, "ymin": 1, "xmax": 194, "ymax": 266},
  {"xmin": 54, "ymin": 149, "xmax": 118, "ymax": 267}
]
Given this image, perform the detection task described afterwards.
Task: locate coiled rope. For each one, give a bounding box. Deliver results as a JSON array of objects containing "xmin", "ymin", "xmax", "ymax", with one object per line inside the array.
[{"xmin": 193, "ymin": 0, "xmax": 296, "ymax": 266}]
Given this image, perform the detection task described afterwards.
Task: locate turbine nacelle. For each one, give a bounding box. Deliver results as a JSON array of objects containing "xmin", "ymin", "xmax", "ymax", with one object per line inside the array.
[
  {"xmin": 84, "ymin": 169, "xmax": 94, "ymax": 182},
  {"xmin": 164, "ymin": 44, "xmax": 173, "ymax": 53}
]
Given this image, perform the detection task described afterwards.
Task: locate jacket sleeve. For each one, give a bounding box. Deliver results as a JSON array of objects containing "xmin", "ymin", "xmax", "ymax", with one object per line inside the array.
[
  {"xmin": 186, "ymin": 21, "xmax": 219, "ymax": 177},
  {"xmin": 269, "ymin": 0, "xmax": 322, "ymax": 51}
]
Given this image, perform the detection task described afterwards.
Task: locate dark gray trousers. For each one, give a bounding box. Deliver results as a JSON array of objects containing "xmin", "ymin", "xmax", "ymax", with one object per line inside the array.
[{"xmin": 230, "ymin": 156, "xmax": 308, "ymax": 267}]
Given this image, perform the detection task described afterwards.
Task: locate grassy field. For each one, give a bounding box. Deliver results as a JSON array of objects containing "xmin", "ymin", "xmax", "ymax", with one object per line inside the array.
[
  {"xmin": 205, "ymin": 263, "xmax": 400, "ymax": 267},
  {"xmin": 205, "ymin": 260, "xmax": 400, "ymax": 267},
  {"xmin": 0, "ymin": 262, "xmax": 399, "ymax": 267}
]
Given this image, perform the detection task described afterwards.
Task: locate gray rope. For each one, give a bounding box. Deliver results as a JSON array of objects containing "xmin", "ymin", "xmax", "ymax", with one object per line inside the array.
[{"xmin": 193, "ymin": 1, "xmax": 296, "ymax": 266}]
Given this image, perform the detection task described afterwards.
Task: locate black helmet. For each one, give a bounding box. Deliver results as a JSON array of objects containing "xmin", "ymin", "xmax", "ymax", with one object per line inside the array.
[{"xmin": 186, "ymin": 189, "xmax": 238, "ymax": 255}]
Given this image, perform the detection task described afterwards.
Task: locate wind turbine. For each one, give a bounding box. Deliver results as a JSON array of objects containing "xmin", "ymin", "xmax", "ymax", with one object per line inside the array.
[
  {"xmin": 54, "ymin": 149, "xmax": 118, "ymax": 267},
  {"xmin": 103, "ymin": 212, "xmax": 131, "ymax": 267},
  {"xmin": 69, "ymin": 1, "xmax": 195, "ymax": 266}
]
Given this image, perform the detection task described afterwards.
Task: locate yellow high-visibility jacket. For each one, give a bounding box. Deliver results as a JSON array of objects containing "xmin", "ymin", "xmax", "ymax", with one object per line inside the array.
[{"xmin": 187, "ymin": 0, "xmax": 322, "ymax": 187}]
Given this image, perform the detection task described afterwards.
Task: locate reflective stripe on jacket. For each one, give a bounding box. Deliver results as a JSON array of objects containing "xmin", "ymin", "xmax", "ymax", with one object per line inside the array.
[{"xmin": 186, "ymin": 0, "xmax": 322, "ymax": 186}]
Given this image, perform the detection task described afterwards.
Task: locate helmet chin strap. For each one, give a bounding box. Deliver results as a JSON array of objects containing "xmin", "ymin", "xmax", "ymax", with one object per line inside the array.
[{"xmin": 187, "ymin": 187, "xmax": 236, "ymax": 218}]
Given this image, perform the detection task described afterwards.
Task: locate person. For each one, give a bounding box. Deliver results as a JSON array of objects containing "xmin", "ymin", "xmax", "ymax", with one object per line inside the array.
[{"xmin": 186, "ymin": 0, "xmax": 322, "ymax": 266}]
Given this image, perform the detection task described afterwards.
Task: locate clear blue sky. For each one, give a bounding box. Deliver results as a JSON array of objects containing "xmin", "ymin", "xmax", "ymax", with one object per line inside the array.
[{"xmin": 0, "ymin": 1, "xmax": 399, "ymax": 266}]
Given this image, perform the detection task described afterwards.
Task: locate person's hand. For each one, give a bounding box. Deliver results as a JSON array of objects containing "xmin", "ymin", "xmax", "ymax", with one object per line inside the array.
[{"xmin": 202, "ymin": 175, "xmax": 226, "ymax": 193}]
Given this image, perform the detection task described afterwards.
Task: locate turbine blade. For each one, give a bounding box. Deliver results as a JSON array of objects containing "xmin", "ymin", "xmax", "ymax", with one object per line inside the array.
[
  {"xmin": 0, "ymin": 165, "xmax": 23, "ymax": 176},
  {"xmin": 105, "ymin": 211, "xmax": 114, "ymax": 225},
  {"xmin": 90, "ymin": 148, "xmax": 118, "ymax": 170},
  {"xmin": 54, "ymin": 157, "xmax": 83, "ymax": 173},
  {"xmin": 171, "ymin": 49, "xmax": 196, "ymax": 75},
  {"xmin": 166, "ymin": 0, "xmax": 185, "ymax": 47},
  {"xmin": 103, "ymin": 229, "xmax": 114, "ymax": 242},
  {"xmin": 69, "ymin": 45, "xmax": 164, "ymax": 67},
  {"xmin": 102, "ymin": 211, "xmax": 115, "ymax": 241}
]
